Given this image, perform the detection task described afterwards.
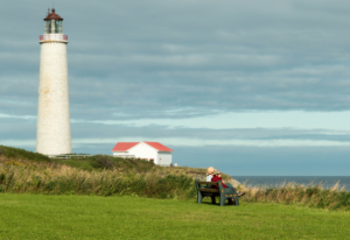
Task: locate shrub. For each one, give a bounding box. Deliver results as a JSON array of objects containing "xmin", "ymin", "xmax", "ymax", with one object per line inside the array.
[
  {"xmin": 240, "ymin": 182, "xmax": 350, "ymax": 211},
  {"xmin": 0, "ymin": 157, "xmax": 196, "ymax": 200}
]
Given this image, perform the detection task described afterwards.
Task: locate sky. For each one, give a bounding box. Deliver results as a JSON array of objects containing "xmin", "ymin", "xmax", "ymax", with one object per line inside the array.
[{"xmin": 1, "ymin": 0, "xmax": 350, "ymax": 176}]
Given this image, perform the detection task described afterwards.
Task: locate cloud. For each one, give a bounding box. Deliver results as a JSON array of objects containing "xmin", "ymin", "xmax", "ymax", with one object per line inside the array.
[
  {"xmin": 72, "ymin": 137, "xmax": 350, "ymax": 148},
  {"xmin": 2, "ymin": 0, "xmax": 350, "ymax": 120},
  {"xmin": 3, "ymin": 115, "xmax": 350, "ymax": 149}
]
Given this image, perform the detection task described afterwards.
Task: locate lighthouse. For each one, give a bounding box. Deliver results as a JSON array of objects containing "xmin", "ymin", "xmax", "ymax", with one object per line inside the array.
[{"xmin": 36, "ymin": 8, "xmax": 71, "ymax": 156}]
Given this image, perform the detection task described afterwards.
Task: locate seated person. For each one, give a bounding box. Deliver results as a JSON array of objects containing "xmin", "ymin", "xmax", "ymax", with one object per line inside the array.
[
  {"xmin": 211, "ymin": 169, "xmax": 228, "ymax": 188},
  {"xmin": 211, "ymin": 169, "xmax": 245, "ymax": 197},
  {"xmin": 206, "ymin": 167, "xmax": 214, "ymax": 182}
]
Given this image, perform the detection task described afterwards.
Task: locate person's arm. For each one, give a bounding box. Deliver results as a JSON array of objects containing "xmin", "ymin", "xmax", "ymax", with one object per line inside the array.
[
  {"xmin": 217, "ymin": 177, "xmax": 228, "ymax": 188},
  {"xmin": 218, "ymin": 174, "xmax": 225, "ymax": 183}
]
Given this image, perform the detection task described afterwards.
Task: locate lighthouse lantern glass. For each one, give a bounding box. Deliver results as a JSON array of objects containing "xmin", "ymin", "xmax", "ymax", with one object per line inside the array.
[
  {"xmin": 44, "ymin": 21, "xmax": 49, "ymax": 34},
  {"xmin": 56, "ymin": 20, "xmax": 63, "ymax": 33},
  {"xmin": 44, "ymin": 20, "xmax": 63, "ymax": 34}
]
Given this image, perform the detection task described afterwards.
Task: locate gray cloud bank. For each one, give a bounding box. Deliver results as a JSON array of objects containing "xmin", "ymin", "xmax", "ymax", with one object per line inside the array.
[
  {"xmin": 2, "ymin": 0, "xmax": 350, "ymax": 120},
  {"xmin": 2, "ymin": 118, "xmax": 350, "ymax": 145}
]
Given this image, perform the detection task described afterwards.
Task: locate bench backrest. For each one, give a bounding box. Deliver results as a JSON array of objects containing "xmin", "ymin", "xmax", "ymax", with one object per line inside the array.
[
  {"xmin": 195, "ymin": 179, "xmax": 225, "ymax": 193},
  {"xmin": 197, "ymin": 181, "xmax": 218, "ymax": 186}
]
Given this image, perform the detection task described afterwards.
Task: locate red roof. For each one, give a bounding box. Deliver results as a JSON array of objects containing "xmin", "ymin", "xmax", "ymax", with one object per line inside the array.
[
  {"xmin": 144, "ymin": 142, "xmax": 174, "ymax": 152},
  {"xmin": 44, "ymin": 8, "xmax": 64, "ymax": 21},
  {"xmin": 112, "ymin": 142, "xmax": 173, "ymax": 152},
  {"xmin": 112, "ymin": 142, "xmax": 138, "ymax": 152}
]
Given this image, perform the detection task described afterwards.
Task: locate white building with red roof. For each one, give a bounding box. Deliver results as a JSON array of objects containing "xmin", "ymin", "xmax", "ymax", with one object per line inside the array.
[{"xmin": 112, "ymin": 141, "xmax": 173, "ymax": 166}]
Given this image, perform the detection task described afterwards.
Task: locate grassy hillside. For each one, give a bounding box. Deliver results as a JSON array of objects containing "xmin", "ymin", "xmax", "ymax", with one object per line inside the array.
[
  {"xmin": 0, "ymin": 145, "xmax": 232, "ymax": 180},
  {"xmin": 0, "ymin": 145, "xmax": 50, "ymax": 162},
  {"xmin": 0, "ymin": 145, "xmax": 219, "ymax": 200},
  {"xmin": 1, "ymin": 145, "xmax": 349, "ymax": 211},
  {"xmin": 1, "ymin": 194, "xmax": 350, "ymax": 239}
]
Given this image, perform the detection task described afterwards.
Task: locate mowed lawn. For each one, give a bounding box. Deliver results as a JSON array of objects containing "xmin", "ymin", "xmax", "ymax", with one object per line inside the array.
[{"xmin": 0, "ymin": 194, "xmax": 349, "ymax": 239}]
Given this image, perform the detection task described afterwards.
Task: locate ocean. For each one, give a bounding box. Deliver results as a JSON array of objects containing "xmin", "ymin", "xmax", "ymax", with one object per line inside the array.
[{"xmin": 233, "ymin": 176, "xmax": 350, "ymax": 191}]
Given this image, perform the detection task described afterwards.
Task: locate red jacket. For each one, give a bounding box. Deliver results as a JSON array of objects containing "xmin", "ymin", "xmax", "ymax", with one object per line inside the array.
[{"xmin": 211, "ymin": 176, "xmax": 228, "ymax": 188}]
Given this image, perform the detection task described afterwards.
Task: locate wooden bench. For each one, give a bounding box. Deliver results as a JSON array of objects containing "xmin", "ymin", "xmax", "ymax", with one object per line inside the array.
[{"xmin": 195, "ymin": 179, "xmax": 239, "ymax": 206}]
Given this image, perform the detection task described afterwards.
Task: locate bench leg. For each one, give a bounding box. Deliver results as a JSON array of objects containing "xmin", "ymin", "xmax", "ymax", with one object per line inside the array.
[
  {"xmin": 211, "ymin": 196, "xmax": 216, "ymax": 204},
  {"xmin": 220, "ymin": 197, "xmax": 226, "ymax": 206},
  {"xmin": 234, "ymin": 196, "xmax": 239, "ymax": 206},
  {"xmin": 197, "ymin": 192, "xmax": 203, "ymax": 204}
]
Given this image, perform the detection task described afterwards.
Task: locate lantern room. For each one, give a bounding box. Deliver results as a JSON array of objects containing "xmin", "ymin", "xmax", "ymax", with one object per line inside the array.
[
  {"xmin": 40, "ymin": 8, "xmax": 67, "ymax": 43},
  {"xmin": 43, "ymin": 8, "xmax": 63, "ymax": 34}
]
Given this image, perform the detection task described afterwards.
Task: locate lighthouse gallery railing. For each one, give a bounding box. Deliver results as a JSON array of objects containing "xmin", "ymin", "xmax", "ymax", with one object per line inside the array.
[{"xmin": 39, "ymin": 34, "xmax": 68, "ymax": 41}]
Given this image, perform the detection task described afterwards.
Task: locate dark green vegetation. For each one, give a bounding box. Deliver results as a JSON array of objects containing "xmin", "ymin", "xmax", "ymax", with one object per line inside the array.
[
  {"xmin": 55, "ymin": 155, "xmax": 155, "ymax": 172},
  {"xmin": 0, "ymin": 145, "xmax": 50, "ymax": 162},
  {"xmin": 0, "ymin": 194, "xmax": 349, "ymax": 239}
]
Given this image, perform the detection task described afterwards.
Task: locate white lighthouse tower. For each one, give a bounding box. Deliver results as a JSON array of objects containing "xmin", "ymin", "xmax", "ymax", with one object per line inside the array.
[{"xmin": 36, "ymin": 8, "xmax": 71, "ymax": 156}]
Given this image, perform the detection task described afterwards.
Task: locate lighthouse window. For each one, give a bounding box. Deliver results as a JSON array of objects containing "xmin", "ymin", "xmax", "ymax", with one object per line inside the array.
[
  {"xmin": 56, "ymin": 21, "xmax": 63, "ymax": 33},
  {"xmin": 46, "ymin": 20, "xmax": 63, "ymax": 34},
  {"xmin": 44, "ymin": 21, "xmax": 49, "ymax": 34},
  {"xmin": 48, "ymin": 21, "xmax": 53, "ymax": 33}
]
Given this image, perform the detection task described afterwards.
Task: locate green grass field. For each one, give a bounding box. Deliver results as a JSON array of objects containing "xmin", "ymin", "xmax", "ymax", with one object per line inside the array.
[{"xmin": 0, "ymin": 194, "xmax": 349, "ymax": 239}]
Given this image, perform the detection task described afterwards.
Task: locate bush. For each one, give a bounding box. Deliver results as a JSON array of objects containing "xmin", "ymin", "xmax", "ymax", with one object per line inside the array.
[
  {"xmin": 0, "ymin": 158, "xmax": 196, "ymax": 200},
  {"xmin": 240, "ymin": 182, "xmax": 350, "ymax": 211}
]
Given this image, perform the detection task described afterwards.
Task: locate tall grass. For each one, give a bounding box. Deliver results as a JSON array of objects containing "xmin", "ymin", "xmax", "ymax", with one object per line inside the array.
[
  {"xmin": 239, "ymin": 182, "xmax": 350, "ymax": 211},
  {"xmin": 0, "ymin": 156, "xmax": 196, "ymax": 199}
]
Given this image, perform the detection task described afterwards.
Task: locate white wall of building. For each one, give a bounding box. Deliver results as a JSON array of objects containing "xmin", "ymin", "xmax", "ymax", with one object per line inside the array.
[
  {"xmin": 157, "ymin": 152, "xmax": 172, "ymax": 166},
  {"xmin": 128, "ymin": 143, "xmax": 158, "ymax": 163},
  {"xmin": 37, "ymin": 41, "xmax": 71, "ymax": 156}
]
